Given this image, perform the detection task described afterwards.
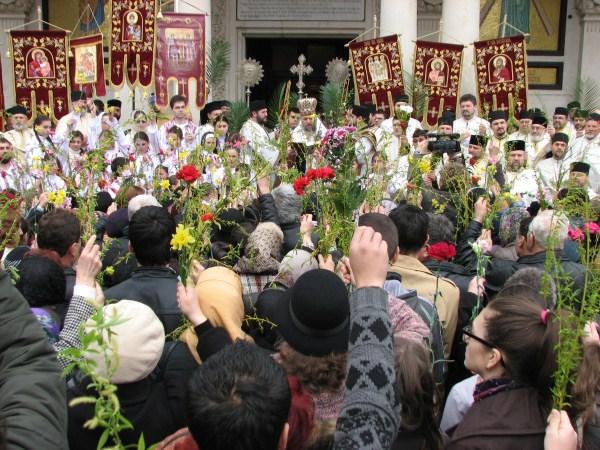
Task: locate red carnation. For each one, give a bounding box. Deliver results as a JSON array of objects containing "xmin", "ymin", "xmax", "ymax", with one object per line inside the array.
[
  {"xmin": 471, "ymin": 175, "xmax": 480, "ymax": 185},
  {"xmin": 469, "ymin": 157, "xmax": 477, "ymax": 166},
  {"xmin": 316, "ymin": 166, "xmax": 335, "ymax": 180},
  {"xmin": 306, "ymin": 169, "xmax": 317, "ymax": 180},
  {"xmin": 293, "ymin": 176, "xmax": 311, "ymax": 196},
  {"xmin": 98, "ymin": 179, "xmax": 108, "ymax": 189},
  {"xmin": 201, "ymin": 213, "xmax": 215, "ymax": 222},
  {"xmin": 427, "ymin": 241, "xmax": 457, "ymax": 261},
  {"xmin": 176, "ymin": 164, "xmax": 200, "ymax": 183},
  {"xmin": 128, "ymin": 153, "xmax": 136, "ymax": 162}
]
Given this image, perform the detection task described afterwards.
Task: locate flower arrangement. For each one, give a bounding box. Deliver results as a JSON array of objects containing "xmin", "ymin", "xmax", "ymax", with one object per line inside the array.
[{"xmin": 319, "ymin": 126, "xmax": 356, "ymax": 166}]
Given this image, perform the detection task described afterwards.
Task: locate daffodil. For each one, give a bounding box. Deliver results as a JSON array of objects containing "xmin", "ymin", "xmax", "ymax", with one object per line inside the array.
[
  {"xmin": 48, "ymin": 189, "xmax": 66, "ymax": 207},
  {"xmin": 170, "ymin": 224, "xmax": 195, "ymax": 251},
  {"xmin": 179, "ymin": 150, "xmax": 189, "ymax": 161},
  {"xmin": 159, "ymin": 179, "xmax": 170, "ymax": 190},
  {"xmin": 105, "ymin": 266, "xmax": 115, "ymax": 276}
]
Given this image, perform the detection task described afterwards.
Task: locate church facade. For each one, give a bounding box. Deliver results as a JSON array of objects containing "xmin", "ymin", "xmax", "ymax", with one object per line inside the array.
[{"xmin": 0, "ymin": 0, "xmax": 598, "ymax": 121}]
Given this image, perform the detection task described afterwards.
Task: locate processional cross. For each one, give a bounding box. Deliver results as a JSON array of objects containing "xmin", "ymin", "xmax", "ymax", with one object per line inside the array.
[{"xmin": 290, "ymin": 54, "xmax": 313, "ymax": 95}]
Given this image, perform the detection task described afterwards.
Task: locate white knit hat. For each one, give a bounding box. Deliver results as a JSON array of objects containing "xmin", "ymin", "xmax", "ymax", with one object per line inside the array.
[{"xmin": 85, "ymin": 300, "xmax": 165, "ymax": 384}]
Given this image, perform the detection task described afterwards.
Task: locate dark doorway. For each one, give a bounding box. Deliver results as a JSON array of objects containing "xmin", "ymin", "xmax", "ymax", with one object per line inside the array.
[{"xmin": 245, "ymin": 37, "xmax": 351, "ymax": 102}]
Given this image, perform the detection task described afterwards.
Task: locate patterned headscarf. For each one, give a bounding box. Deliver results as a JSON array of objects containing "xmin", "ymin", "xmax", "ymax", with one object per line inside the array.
[{"xmin": 499, "ymin": 207, "xmax": 530, "ymax": 247}]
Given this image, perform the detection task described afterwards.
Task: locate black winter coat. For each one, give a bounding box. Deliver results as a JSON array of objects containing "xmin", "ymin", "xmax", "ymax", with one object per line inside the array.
[
  {"xmin": 104, "ymin": 266, "xmax": 182, "ymax": 335},
  {"xmin": 67, "ymin": 342, "xmax": 198, "ymax": 449}
]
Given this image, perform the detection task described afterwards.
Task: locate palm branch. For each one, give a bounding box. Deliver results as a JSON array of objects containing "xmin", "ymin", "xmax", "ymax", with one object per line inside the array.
[
  {"xmin": 576, "ymin": 77, "xmax": 600, "ymax": 111},
  {"xmin": 207, "ymin": 39, "xmax": 231, "ymax": 93},
  {"xmin": 225, "ymin": 101, "xmax": 249, "ymax": 134}
]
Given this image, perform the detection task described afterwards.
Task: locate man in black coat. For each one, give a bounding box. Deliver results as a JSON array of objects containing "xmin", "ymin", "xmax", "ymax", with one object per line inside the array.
[{"xmin": 104, "ymin": 206, "xmax": 182, "ymax": 335}]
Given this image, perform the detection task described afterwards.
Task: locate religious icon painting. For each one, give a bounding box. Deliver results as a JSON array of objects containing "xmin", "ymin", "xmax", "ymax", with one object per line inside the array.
[
  {"xmin": 349, "ymin": 34, "xmax": 404, "ymax": 112},
  {"xmin": 155, "ymin": 13, "xmax": 206, "ymax": 109},
  {"xmin": 413, "ymin": 40, "xmax": 464, "ymax": 127},
  {"xmin": 10, "ymin": 30, "xmax": 70, "ymax": 119},
  {"xmin": 474, "ymin": 35, "xmax": 528, "ymax": 117},
  {"xmin": 489, "ymin": 54, "xmax": 514, "ymax": 84},
  {"xmin": 26, "ymin": 48, "xmax": 55, "ymax": 79},
  {"xmin": 70, "ymin": 34, "xmax": 106, "ymax": 97},
  {"xmin": 109, "ymin": 0, "xmax": 158, "ymax": 88}
]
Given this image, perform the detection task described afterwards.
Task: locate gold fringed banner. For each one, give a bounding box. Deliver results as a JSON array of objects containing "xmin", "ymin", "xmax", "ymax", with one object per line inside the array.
[
  {"xmin": 69, "ymin": 34, "xmax": 107, "ymax": 98},
  {"xmin": 474, "ymin": 35, "xmax": 528, "ymax": 118},
  {"xmin": 10, "ymin": 30, "xmax": 70, "ymax": 119},
  {"xmin": 413, "ymin": 40, "xmax": 464, "ymax": 128},
  {"xmin": 109, "ymin": 0, "xmax": 158, "ymax": 88},
  {"xmin": 155, "ymin": 12, "xmax": 206, "ymax": 109},
  {"xmin": 349, "ymin": 34, "xmax": 405, "ymax": 112}
]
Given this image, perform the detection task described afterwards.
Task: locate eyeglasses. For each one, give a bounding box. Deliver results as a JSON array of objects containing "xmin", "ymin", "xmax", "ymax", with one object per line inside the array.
[{"xmin": 462, "ymin": 325, "xmax": 496, "ymax": 348}]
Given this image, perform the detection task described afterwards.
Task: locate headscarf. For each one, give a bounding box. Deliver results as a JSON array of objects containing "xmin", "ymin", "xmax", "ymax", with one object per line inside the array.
[
  {"xmin": 499, "ymin": 207, "xmax": 530, "ymax": 247},
  {"xmin": 181, "ymin": 266, "xmax": 253, "ymax": 363},
  {"xmin": 233, "ymin": 222, "xmax": 283, "ymax": 274},
  {"xmin": 274, "ymin": 249, "xmax": 319, "ymax": 288}
]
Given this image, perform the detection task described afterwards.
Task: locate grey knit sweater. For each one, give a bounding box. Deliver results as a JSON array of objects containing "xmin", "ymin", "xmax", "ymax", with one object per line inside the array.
[{"xmin": 333, "ymin": 287, "xmax": 401, "ymax": 450}]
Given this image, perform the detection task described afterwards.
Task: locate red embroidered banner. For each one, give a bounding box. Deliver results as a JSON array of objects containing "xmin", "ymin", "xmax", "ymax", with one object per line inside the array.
[
  {"xmin": 155, "ymin": 13, "xmax": 206, "ymax": 109},
  {"xmin": 109, "ymin": 0, "xmax": 158, "ymax": 88},
  {"xmin": 69, "ymin": 34, "xmax": 106, "ymax": 98},
  {"xmin": 413, "ymin": 40, "xmax": 464, "ymax": 128},
  {"xmin": 10, "ymin": 30, "xmax": 69, "ymax": 120},
  {"xmin": 474, "ymin": 35, "xmax": 528, "ymax": 118},
  {"xmin": 349, "ymin": 34, "xmax": 404, "ymax": 112}
]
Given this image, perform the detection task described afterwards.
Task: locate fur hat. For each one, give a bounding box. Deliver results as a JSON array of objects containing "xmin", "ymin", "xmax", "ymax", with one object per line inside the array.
[{"xmin": 85, "ymin": 300, "xmax": 165, "ymax": 384}]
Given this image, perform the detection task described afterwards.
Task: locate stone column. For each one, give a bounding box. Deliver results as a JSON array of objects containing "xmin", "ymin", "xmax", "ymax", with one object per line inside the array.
[
  {"xmin": 380, "ymin": 0, "xmax": 417, "ymax": 78},
  {"xmin": 576, "ymin": 0, "xmax": 600, "ymax": 84},
  {"xmin": 0, "ymin": 0, "xmax": 34, "ymax": 109},
  {"xmin": 441, "ymin": 0, "xmax": 479, "ymax": 97}
]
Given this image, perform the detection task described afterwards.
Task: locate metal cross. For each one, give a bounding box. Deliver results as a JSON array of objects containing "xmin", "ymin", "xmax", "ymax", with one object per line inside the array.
[{"xmin": 290, "ymin": 54, "xmax": 313, "ymax": 95}]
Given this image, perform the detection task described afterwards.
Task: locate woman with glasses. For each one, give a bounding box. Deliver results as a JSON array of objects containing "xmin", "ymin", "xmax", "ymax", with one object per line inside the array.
[
  {"xmin": 125, "ymin": 110, "xmax": 160, "ymax": 156},
  {"xmin": 446, "ymin": 292, "xmax": 560, "ymax": 449}
]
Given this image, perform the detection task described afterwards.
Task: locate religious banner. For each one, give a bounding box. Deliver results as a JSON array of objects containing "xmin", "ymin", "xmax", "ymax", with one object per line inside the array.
[
  {"xmin": 413, "ymin": 40, "xmax": 464, "ymax": 128},
  {"xmin": 349, "ymin": 34, "xmax": 404, "ymax": 112},
  {"xmin": 109, "ymin": 0, "xmax": 158, "ymax": 88},
  {"xmin": 155, "ymin": 12, "xmax": 206, "ymax": 109},
  {"xmin": 69, "ymin": 34, "xmax": 107, "ymax": 98},
  {"xmin": 10, "ymin": 30, "xmax": 69, "ymax": 119},
  {"xmin": 474, "ymin": 35, "xmax": 528, "ymax": 118}
]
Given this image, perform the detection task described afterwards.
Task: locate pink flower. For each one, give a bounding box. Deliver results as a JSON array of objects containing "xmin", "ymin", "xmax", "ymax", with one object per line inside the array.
[
  {"xmin": 568, "ymin": 227, "xmax": 585, "ymax": 241},
  {"xmin": 583, "ymin": 222, "xmax": 600, "ymax": 235}
]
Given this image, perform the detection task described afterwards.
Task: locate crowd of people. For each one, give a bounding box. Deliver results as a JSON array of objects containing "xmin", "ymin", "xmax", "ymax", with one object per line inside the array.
[{"xmin": 0, "ymin": 85, "xmax": 599, "ymax": 450}]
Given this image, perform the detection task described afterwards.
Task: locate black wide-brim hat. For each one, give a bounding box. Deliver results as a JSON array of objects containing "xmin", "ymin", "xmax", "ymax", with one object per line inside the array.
[{"xmin": 273, "ymin": 269, "xmax": 349, "ymax": 357}]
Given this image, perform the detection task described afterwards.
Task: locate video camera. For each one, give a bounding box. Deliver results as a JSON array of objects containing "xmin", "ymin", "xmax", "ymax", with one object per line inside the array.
[{"xmin": 426, "ymin": 133, "xmax": 462, "ymax": 154}]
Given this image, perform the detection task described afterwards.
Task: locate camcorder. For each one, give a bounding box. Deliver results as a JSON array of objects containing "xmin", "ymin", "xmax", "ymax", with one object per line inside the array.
[{"xmin": 426, "ymin": 133, "xmax": 462, "ymax": 154}]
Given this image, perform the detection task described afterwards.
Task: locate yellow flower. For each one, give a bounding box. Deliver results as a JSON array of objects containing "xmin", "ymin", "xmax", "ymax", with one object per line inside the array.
[
  {"xmin": 43, "ymin": 164, "xmax": 50, "ymax": 174},
  {"xmin": 417, "ymin": 159, "xmax": 431, "ymax": 174},
  {"xmin": 48, "ymin": 189, "xmax": 66, "ymax": 207},
  {"xmin": 179, "ymin": 150, "xmax": 189, "ymax": 161},
  {"xmin": 159, "ymin": 179, "xmax": 170, "ymax": 190},
  {"xmin": 105, "ymin": 266, "xmax": 115, "ymax": 276},
  {"xmin": 170, "ymin": 224, "xmax": 195, "ymax": 251}
]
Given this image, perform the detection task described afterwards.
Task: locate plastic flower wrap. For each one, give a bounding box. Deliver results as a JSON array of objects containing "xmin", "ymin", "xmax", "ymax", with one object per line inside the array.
[
  {"xmin": 320, "ymin": 126, "xmax": 356, "ymax": 165},
  {"xmin": 170, "ymin": 224, "xmax": 196, "ymax": 250}
]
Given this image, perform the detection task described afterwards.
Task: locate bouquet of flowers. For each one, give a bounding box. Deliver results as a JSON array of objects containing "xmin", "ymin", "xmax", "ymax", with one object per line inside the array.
[{"xmin": 319, "ymin": 126, "xmax": 356, "ymax": 167}]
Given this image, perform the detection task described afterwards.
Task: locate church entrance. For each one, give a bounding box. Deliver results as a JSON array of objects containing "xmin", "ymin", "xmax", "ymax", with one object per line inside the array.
[{"xmin": 245, "ymin": 37, "xmax": 351, "ymax": 102}]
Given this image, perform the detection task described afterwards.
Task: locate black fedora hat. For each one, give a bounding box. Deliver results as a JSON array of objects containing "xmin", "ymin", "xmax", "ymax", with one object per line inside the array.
[{"xmin": 273, "ymin": 269, "xmax": 349, "ymax": 357}]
